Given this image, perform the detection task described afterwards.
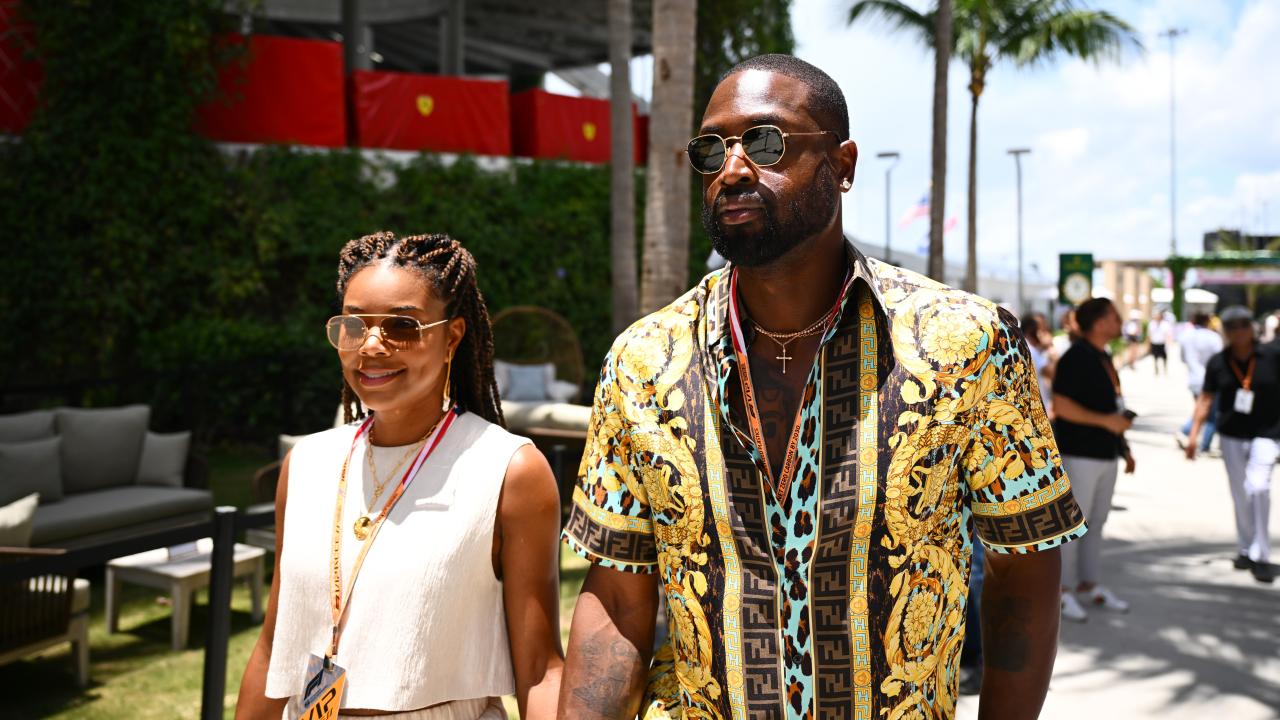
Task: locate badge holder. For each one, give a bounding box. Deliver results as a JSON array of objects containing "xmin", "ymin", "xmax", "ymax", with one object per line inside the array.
[
  {"xmin": 289, "ymin": 653, "xmax": 347, "ymax": 720},
  {"xmin": 1234, "ymin": 388, "xmax": 1255, "ymax": 415}
]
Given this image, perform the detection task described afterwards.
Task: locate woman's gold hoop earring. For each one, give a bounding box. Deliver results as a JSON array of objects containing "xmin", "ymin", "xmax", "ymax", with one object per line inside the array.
[{"xmin": 441, "ymin": 355, "xmax": 453, "ymax": 412}]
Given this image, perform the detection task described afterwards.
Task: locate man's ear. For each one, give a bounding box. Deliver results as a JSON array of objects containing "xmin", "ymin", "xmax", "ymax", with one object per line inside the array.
[{"xmin": 839, "ymin": 139, "xmax": 858, "ymax": 190}]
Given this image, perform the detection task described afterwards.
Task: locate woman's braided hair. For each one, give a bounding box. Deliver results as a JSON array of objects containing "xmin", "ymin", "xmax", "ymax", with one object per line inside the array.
[{"xmin": 336, "ymin": 231, "xmax": 504, "ymax": 428}]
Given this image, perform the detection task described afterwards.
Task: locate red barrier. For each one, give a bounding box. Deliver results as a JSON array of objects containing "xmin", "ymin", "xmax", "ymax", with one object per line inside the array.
[
  {"xmin": 352, "ymin": 70, "xmax": 510, "ymax": 155},
  {"xmin": 510, "ymin": 89, "xmax": 612, "ymax": 163},
  {"xmin": 633, "ymin": 113, "xmax": 649, "ymax": 166},
  {"xmin": 0, "ymin": 0, "xmax": 41, "ymax": 134},
  {"xmin": 195, "ymin": 35, "xmax": 345, "ymax": 147}
]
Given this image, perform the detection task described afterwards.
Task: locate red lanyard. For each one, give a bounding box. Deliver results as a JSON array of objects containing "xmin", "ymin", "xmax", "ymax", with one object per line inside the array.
[
  {"xmin": 327, "ymin": 409, "xmax": 458, "ymax": 659},
  {"xmin": 726, "ymin": 269, "xmax": 853, "ymax": 501},
  {"xmin": 1229, "ymin": 354, "xmax": 1256, "ymax": 391},
  {"xmin": 1100, "ymin": 354, "xmax": 1122, "ymax": 395}
]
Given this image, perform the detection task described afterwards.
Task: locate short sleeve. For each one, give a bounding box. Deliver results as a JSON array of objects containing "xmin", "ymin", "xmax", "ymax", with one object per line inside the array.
[
  {"xmin": 560, "ymin": 350, "xmax": 659, "ymax": 573},
  {"xmin": 1202, "ymin": 354, "xmax": 1223, "ymax": 394},
  {"xmin": 963, "ymin": 310, "xmax": 1088, "ymax": 554},
  {"xmin": 1049, "ymin": 345, "xmax": 1083, "ymax": 398}
]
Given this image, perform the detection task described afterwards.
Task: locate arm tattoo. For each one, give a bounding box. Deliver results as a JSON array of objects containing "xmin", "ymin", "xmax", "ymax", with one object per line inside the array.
[
  {"xmin": 984, "ymin": 597, "xmax": 1032, "ymax": 672},
  {"xmin": 567, "ymin": 636, "xmax": 645, "ymax": 718}
]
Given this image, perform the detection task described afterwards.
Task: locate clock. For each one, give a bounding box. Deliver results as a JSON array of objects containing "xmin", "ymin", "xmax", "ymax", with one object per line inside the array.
[{"xmin": 1062, "ymin": 272, "xmax": 1091, "ymax": 304}]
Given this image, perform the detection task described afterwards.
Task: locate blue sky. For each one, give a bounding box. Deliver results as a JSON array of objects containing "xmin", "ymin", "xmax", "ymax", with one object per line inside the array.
[{"xmin": 793, "ymin": 0, "xmax": 1280, "ymax": 281}]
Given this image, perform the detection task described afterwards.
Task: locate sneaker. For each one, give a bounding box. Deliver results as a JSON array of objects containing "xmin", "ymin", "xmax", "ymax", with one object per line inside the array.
[
  {"xmin": 1174, "ymin": 431, "xmax": 1189, "ymax": 449},
  {"xmin": 1061, "ymin": 592, "xmax": 1088, "ymax": 622},
  {"xmin": 1234, "ymin": 554, "xmax": 1255, "ymax": 570},
  {"xmin": 1083, "ymin": 585, "xmax": 1130, "ymax": 613},
  {"xmin": 1251, "ymin": 563, "xmax": 1276, "ymax": 584}
]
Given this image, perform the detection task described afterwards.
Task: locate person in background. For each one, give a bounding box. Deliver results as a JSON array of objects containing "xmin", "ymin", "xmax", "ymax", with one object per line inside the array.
[
  {"xmin": 1052, "ymin": 298, "xmax": 1135, "ymax": 622},
  {"xmin": 1053, "ymin": 308, "xmax": 1079, "ymax": 357},
  {"xmin": 1178, "ymin": 312, "xmax": 1224, "ymax": 455},
  {"xmin": 1186, "ymin": 307, "xmax": 1277, "ymax": 584},
  {"xmin": 1261, "ymin": 309, "xmax": 1279, "ymax": 344},
  {"xmin": 1147, "ymin": 309, "xmax": 1174, "ymax": 376},
  {"xmin": 1021, "ymin": 313, "xmax": 1056, "ymax": 416},
  {"xmin": 1121, "ymin": 309, "xmax": 1144, "ymax": 370}
]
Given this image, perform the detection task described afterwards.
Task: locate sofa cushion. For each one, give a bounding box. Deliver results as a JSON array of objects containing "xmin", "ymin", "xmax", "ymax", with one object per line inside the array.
[
  {"xmin": 0, "ymin": 409, "xmax": 57, "ymax": 443},
  {"xmin": 0, "ymin": 437, "xmax": 64, "ymax": 504},
  {"xmin": 0, "ymin": 492, "xmax": 39, "ymax": 546},
  {"xmin": 500, "ymin": 400, "xmax": 591, "ymax": 434},
  {"xmin": 55, "ymin": 405, "xmax": 150, "ymax": 494},
  {"xmin": 136, "ymin": 431, "xmax": 191, "ymax": 488},
  {"xmin": 505, "ymin": 362, "xmax": 555, "ymax": 401},
  {"xmin": 30, "ymin": 486, "xmax": 211, "ymax": 547}
]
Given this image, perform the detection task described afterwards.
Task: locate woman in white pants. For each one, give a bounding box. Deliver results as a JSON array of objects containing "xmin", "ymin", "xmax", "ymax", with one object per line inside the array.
[{"xmin": 1187, "ymin": 307, "xmax": 1277, "ymax": 584}]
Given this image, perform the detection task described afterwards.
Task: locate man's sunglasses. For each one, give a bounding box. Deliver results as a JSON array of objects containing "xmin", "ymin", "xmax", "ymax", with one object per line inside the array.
[
  {"xmin": 326, "ymin": 314, "xmax": 449, "ymax": 351},
  {"xmin": 685, "ymin": 124, "xmax": 839, "ymax": 174}
]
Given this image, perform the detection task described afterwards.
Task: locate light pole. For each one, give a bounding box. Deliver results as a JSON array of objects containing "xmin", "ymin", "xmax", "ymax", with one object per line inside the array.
[
  {"xmin": 1160, "ymin": 27, "xmax": 1186, "ymax": 256},
  {"xmin": 876, "ymin": 151, "xmax": 900, "ymax": 263},
  {"xmin": 1008, "ymin": 148, "xmax": 1031, "ymax": 316}
]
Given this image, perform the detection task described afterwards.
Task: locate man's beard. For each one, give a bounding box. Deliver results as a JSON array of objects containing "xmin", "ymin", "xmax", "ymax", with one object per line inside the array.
[{"xmin": 703, "ymin": 166, "xmax": 839, "ymax": 268}]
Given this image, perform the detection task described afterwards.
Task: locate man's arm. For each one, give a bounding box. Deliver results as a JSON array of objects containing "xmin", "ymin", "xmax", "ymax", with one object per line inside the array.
[
  {"xmin": 558, "ymin": 564, "xmax": 659, "ymax": 719},
  {"xmin": 1052, "ymin": 393, "xmax": 1131, "ymax": 435},
  {"xmin": 977, "ymin": 548, "xmax": 1062, "ymax": 720},
  {"xmin": 1184, "ymin": 391, "xmax": 1215, "ymax": 460}
]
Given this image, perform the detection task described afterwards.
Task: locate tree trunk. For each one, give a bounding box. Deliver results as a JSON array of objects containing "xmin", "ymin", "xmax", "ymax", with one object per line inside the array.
[
  {"xmin": 640, "ymin": 0, "xmax": 696, "ymax": 314},
  {"xmin": 964, "ymin": 82, "xmax": 978, "ymax": 293},
  {"xmin": 928, "ymin": 0, "xmax": 952, "ymax": 282},
  {"xmin": 608, "ymin": 0, "xmax": 638, "ymax": 333}
]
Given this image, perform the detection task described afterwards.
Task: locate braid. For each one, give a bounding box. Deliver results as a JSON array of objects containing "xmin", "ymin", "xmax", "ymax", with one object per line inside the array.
[{"xmin": 335, "ymin": 231, "xmax": 505, "ymax": 428}]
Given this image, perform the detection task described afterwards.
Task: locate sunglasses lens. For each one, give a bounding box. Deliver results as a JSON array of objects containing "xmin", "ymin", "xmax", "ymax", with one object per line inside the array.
[
  {"xmin": 742, "ymin": 126, "xmax": 784, "ymax": 166},
  {"xmin": 327, "ymin": 316, "xmax": 365, "ymax": 350},
  {"xmin": 382, "ymin": 316, "xmax": 423, "ymax": 344},
  {"xmin": 688, "ymin": 135, "xmax": 726, "ymax": 173}
]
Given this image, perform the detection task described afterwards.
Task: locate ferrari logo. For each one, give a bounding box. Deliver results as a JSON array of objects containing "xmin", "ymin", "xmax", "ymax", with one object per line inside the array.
[
  {"xmin": 416, "ymin": 95, "xmax": 434, "ymax": 117},
  {"xmin": 582, "ymin": 122, "xmax": 597, "ymax": 141}
]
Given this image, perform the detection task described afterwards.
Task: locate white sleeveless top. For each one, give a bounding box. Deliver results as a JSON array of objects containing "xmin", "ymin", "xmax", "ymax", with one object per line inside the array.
[{"xmin": 265, "ymin": 411, "xmax": 531, "ymax": 712}]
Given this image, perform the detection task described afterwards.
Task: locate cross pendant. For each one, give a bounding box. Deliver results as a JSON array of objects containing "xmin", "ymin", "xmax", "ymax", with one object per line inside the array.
[{"xmin": 776, "ymin": 345, "xmax": 792, "ymax": 374}]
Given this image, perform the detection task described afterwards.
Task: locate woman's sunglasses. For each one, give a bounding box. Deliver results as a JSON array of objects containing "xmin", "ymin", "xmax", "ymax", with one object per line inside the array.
[
  {"xmin": 326, "ymin": 314, "xmax": 449, "ymax": 351},
  {"xmin": 685, "ymin": 124, "xmax": 839, "ymax": 175}
]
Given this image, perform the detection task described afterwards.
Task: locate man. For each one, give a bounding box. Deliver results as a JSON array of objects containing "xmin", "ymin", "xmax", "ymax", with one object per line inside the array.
[
  {"xmin": 1186, "ymin": 307, "xmax": 1278, "ymax": 584},
  {"xmin": 1051, "ymin": 298, "xmax": 1135, "ymax": 622},
  {"xmin": 1178, "ymin": 312, "xmax": 1223, "ymax": 454},
  {"xmin": 1147, "ymin": 310, "xmax": 1173, "ymax": 376},
  {"xmin": 557, "ymin": 55, "xmax": 1086, "ymax": 720}
]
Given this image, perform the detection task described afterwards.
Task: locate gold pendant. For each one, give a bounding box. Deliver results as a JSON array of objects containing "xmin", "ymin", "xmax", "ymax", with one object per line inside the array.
[{"xmin": 352, "ymin": 515, "xmax": 373, "ymax": 541}]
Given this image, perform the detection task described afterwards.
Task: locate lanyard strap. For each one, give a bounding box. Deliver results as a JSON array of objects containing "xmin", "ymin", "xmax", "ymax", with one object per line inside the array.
[
  {"xmin": 327, "ymin": 409, "xmax": 458, "ymax": 659},
  {"xmin": 727, "ymin": 269, "xmax": 853, "ymax": 501},
  {"xmin": 1100, "ymin": 353, "xmax": 1122, "ymax": 396},
  {"xmin": 1229, "ymin": 354, "xmax": 1257, "ymax": 391}
]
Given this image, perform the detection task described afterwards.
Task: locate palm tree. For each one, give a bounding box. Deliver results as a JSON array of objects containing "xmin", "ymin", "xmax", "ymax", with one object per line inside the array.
[
  {"xmin": 955, "ymin": 0, "xmax": 1140, "ymax": 292},
  {"xmin": 849, "ymin": 0, "xmax": 1140, "ymax": 291},
  {"xmin": 640, "ymin": 0, "xmax": 697, "ymax": 314},
  {"xmin": 608, "ymin": 0, "xmax": 639, "ymax": 332},
  {"xmin": 847, "ymin": 0, "xmax": 950, "ymax": 281}
]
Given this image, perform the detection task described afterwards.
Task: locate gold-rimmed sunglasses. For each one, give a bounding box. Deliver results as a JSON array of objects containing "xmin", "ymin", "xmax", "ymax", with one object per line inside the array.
[
  {"xmin": 686, "ymin": 124, "xmax": 839, "ymax": 174},
  {"xmin": 325, "ymin": 314, "xmax": 449, "ymax": 351}
]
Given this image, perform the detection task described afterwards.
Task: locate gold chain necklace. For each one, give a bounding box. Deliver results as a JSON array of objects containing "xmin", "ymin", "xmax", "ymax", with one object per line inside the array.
[
  {"xmin": 353, "ymin": 419, "xmax": 439, "ymax": 540},
  {"xmin": 750, "ymin": 314, "xmax": 829, "ymax": 374}
]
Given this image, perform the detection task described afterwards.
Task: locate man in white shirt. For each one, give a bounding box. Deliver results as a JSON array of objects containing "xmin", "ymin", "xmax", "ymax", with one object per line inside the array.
[
  {"xmin": 1148, "ymin": 310, "xmax": 1174, "ymax": 375},
  {"xmin": 1179, "ymin": 311, "xmax": 1224, "ymax": 452}
]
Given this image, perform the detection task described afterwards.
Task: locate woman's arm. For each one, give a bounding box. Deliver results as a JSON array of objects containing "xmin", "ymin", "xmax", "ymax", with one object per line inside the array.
[
  {"xmin": 235, "ymin": 451, "xmax": 292, "ymax": 720},
  {"xmin": 495, "ymin": 445, "xmax": 565, "ymax": 719}
]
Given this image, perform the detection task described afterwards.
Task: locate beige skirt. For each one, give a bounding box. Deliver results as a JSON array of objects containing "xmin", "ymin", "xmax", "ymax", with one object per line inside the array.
[{"xmin": 285, "ymin": 696, "xmax": 506, "ymax": 720}]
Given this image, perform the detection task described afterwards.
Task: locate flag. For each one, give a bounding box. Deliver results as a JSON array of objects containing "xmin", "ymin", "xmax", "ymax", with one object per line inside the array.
[
  {"xmin": 899, "ymin": 189, "xmax": 930, "ymax": 228},
  {"xmin": 916, "ymin": 215, "xmax": 958, "ymax": 255}
]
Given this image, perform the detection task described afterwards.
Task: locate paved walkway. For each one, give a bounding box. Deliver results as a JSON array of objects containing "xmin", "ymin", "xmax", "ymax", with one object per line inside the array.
[{"xmin": 958, "ymin": 346, "xmax": 1280, "ymax": 719}]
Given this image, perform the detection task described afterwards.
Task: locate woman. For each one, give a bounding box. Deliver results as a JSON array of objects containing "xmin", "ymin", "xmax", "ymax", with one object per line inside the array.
[
  {"xmin": 1021, "ymin": 312, "xmax": 1057, "ymax": 417},
  {"xmin": 237, "ymin": 232, "xmax": 563, "ymax": 719}
]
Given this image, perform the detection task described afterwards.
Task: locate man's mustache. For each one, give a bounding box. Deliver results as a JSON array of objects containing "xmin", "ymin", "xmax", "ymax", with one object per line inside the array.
[{"xmin": 713, "ymin": 188, "xmax": 771, "ymax": 212}]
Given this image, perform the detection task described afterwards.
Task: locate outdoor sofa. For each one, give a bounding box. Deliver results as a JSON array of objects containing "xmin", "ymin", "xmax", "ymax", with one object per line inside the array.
[{"xmin": 0, "ymin": 405, "xmax": 213, "ymax": 549}]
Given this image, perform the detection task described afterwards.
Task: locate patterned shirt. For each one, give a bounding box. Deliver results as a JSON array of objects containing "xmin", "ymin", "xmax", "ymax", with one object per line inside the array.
[{"xmin": 562, "ymin": 242, "xmax": 1087, "ymax": 720}]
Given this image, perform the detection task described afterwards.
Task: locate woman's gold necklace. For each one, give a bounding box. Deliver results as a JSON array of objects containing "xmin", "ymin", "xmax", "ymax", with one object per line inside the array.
[
  {"xmin": 352, "ymin": 420, "xmax": 438, "ymax": 540},
  {"xmin": 750, "ymin": 314, "xmax": 829, "ymax": 374}
]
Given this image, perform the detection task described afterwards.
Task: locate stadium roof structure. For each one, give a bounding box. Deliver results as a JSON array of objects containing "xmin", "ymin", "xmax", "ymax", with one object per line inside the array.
[{"xmin": 235, "ymin": 0, "xmax": 654, "ymax": 78}]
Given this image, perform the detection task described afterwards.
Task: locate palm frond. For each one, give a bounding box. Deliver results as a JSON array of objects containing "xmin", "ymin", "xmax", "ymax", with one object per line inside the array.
[
  {"xmin": 847, "ymin": 0, "xmax": 938, "ymax": 51},
  {"xmin": 1001, "ymin": 6, "xmax": 1144, "ymax": 68}
]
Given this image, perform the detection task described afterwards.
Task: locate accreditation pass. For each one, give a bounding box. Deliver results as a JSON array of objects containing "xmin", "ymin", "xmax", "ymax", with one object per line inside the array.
[{"xmin": 291, "ymin": 653, "xmax": 347, "ymax": 720}]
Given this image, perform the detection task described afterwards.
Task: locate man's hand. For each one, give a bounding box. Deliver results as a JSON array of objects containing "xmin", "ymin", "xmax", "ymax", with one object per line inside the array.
[
  {"xmin": 1101, "ymin": 412, "xmax": 1133, "ymax": 436},
  {"xmin": 558, "ymin": 564, "xmax": 658, "ymax": 719},
  {"xmin": 1123, "ymin": 450, "xmax": 1136, "ymax": 474},
  {"xmin": 1184, "ymin": 442, "xmax": 1197, "ymax": 461}
]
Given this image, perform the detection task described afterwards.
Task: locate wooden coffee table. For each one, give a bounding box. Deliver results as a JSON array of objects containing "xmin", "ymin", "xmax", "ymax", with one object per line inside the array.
[{"xmin": 106, "ymin": 538, "xmax": 265, "ymax": 650}]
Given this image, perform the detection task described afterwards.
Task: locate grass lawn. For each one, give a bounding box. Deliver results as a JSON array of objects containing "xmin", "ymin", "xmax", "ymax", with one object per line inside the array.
[{"xmin": 7, "ymin": 445, "xmax": 594, "ymax": 718}]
